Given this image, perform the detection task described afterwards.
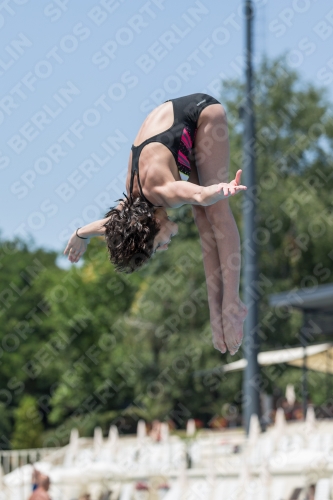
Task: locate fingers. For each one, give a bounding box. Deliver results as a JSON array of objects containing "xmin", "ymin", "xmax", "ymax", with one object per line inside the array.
[
  {"xmin": 73, "ymin": 253, "xmax": 82, "ymax": 263},
  {"xmin": 234, "ymin": 185, "xmax": 247, "ymax": 193},
  {"xmin": 67, "ymin": 248, "xmax": 85, "ymax": 263},
  {"xmin": 219, "ymin": 184, "xmax": 247, "ymax": 199},
  {"xmin": 74, "ymin": 251, "xmax": 84, "ymax": 263},
  {"xmin": 70, "ymin": 254, "xmax": 81, "ymax": 263},
  {"xmin": 68, "ymin": 252, "xmax": 76, "ymax": 263},
  {"xmin": 223, "ymin": 186, "xmax": 229, "ymax": 197},
  {"xmin": 228, "ymin": 186, "xmax": 246, "ymax": 198},
  {"xmin": 235, "ymin": 169, "xmax": 243, "ymax": 185}
]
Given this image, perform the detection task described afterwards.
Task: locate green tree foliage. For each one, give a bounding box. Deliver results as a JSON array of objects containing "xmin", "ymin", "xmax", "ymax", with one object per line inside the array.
[
  {"xmin": 0, "ymin": 237, "xmax": 59, "ymax": 449},
  {"xmin": 11, "ymin": 395, "xmax": 44, "ymax": 449},
  {"xmin": 1, "ymin": 55, "xmax": 333, "ymax": 448}
]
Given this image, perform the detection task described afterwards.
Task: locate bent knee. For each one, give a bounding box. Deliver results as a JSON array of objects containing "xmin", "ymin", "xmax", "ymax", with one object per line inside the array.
[
  {"xmin": 200, "ymin": 103, "xmax": 227, "ymax": 125},
  {"xmin": 197, "ymin": 105, "xmax": 229, "ymax": 149}
]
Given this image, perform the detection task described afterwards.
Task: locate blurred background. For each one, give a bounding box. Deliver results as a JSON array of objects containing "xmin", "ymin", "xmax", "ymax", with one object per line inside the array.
[{"xmin": 1, "ymin": 0, "xmax": 333, "ymax": 499}]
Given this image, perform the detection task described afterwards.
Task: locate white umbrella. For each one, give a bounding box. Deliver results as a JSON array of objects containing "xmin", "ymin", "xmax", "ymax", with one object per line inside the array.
[
  {"xmin": 274, "ymin": 408, "xmax": 286, "ymax": 435},
  {"xmin": 69, "ymin": 428, "xmax": 79, "ymax": 445},
  {"xmin": 248, "ymin": 414, "xmax": 261, "ymax": 447},
  {"xmin": 93, "ymin": 426, "xmax": 104, "ymax": 457},
  {"xmin": 285, "ymin": 384, "xmax": 296, "ymax": 406},
  {"xmin": 108, "ymin": 425, "xmax": 119, "ymax": 447},
  {"xmin": 64, "ymin": 428, "xmax": 79, "ymax": 466},
  {"xmin": 186, "ymin": 419, "xmax": 196, "ymax": 437},
  {"xmin": 137, "ymin": 420, "xmax": 147, "ymax": 441},
  {"xmin": 272, "ymin": 408, "xmax": 287, "ymax": 454},
  {"xmin": 160, "ymin": 423, "xmax": 169, "ymax": 443},
  {"xmin": 305, "ymin": 405, "xmax": 317, "ymax": 431}
]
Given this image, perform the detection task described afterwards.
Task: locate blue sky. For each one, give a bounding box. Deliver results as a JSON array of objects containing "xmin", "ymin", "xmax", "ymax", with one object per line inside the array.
[{"xmin": 1, "ymin": 0, "xmax": 333, "ymax": 266}]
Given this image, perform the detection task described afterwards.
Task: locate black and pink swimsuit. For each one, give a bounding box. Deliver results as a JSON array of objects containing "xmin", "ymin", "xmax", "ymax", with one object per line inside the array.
[{"xmin": 130, "ymin": 93, "xmax": 221, "ymax": 207}]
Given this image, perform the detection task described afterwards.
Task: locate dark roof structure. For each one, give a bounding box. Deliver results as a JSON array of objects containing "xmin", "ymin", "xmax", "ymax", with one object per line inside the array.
[{"xmin": 268, "ymin": 283, "xmax": 333, "ymax": 311}]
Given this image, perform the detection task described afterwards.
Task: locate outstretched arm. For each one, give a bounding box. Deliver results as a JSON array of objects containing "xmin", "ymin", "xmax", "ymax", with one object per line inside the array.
[
  {"xmin": 63, "ymin": 202, "xmax": 123, "ymax": 263},
  {"xmin": 155, "ymin": 170, "xmax": 246, "ymax": 208},
  {"xmin": 63, "ymin": 212, "xmax": 118, "ymax": 264},
  {"xmin": 63, "ymin": 218, "xmax": 106, "ymax": 263}
]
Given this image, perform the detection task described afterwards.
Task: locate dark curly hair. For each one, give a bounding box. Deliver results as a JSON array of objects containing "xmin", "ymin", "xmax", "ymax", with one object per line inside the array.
[{"xmin": 103, "ymin": 194, "xmax": 161, "ymax": 274}]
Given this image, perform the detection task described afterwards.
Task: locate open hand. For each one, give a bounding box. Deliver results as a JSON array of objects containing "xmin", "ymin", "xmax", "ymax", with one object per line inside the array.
[
  {"xmin": 63, "ymin": 232, "xmax": 90, "ymax": 263},
  {"xmin": 217, "ymin": 169, "xmax": 247, "ymax": 198}
]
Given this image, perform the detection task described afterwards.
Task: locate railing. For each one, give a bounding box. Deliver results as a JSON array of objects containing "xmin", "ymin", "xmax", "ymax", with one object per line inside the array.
[{"xmin": 0, "ymin": 448, "xmax": 61, "ymax": 475}]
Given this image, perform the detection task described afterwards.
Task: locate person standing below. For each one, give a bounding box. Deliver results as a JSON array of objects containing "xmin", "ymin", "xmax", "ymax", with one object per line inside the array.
[
  {"xmin": 28, "ymin": 474, "xmax": 51, "ymax": 500},
  {"xmin": 31, "ymin": 467, "xmax": 41, "ymax": 492}
]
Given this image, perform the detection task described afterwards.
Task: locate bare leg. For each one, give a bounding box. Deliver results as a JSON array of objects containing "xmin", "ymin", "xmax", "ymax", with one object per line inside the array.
[
  {"xmin": 189, "ymin": 162, "xmax": 226, "ymax": 353},
  {"xmin": 192, "ymin": 206, "xmax": 228, "ymax": 353},
  {"xmin": 195, "ymin": 104, "xmax": 247, "ymax": 355},
  {"xmin": 189, "ymin": 162, "xmax": 227, "ymax": 353}
]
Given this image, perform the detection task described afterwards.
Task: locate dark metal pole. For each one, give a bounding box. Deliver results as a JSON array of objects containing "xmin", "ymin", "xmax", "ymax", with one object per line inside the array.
[
  {"xmin": 300, "ymin": 313, "xmax": 308, "ymax": 420},
  {"xmin": 241, "ymin": 0, "xmax": 261, "ymax": 434}
]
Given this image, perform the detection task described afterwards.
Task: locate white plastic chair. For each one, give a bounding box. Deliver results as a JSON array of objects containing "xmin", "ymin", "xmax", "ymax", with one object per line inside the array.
[
  {"xmin": 322, "ymin": 433, "xmax": 333, "ymax": 455},
  {"xmin": 162, "ymin": 483, "xmax": 181, "ymax": 500},
  {"xmin": 183, "ymin": 479, "xmax": 213, "ymax": 500},
  {"xmin": 119, "ymin": 483, "xmax": 134, "ymax": 500},
  {"xmin": 314, "ymin": 478, "xmax": 330, "ymax": 500},
  {"xmin": 213, "ymin": 479, "xmax": 238, "ymax": 500},
  {"xmin": 270, "ymin": 479, "xmax": 286, "ymax": 500}
]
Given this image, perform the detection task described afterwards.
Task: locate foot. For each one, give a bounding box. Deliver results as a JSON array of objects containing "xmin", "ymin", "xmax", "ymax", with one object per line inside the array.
[
  {"xmin": 222, "ymin": 298, "xmax": 248, "ymax": 355},
  {"xmin": 210, "ymin": 316, "xmax": 227, "ymax": 354}
]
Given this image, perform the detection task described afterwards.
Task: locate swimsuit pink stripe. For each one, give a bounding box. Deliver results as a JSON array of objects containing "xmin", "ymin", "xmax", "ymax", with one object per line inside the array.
[
  {"xmin": 181, "ymin": 127, "xmax": 192, "ymax": 149},
  {"xmin": 178, "ymin": 150, "xmax": 190, "ymax": 167}
]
